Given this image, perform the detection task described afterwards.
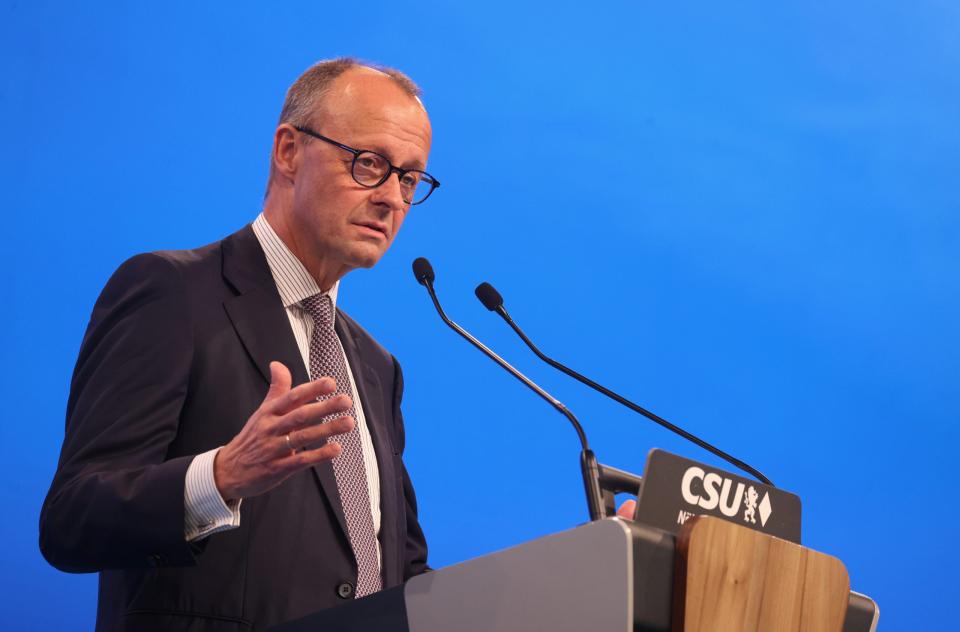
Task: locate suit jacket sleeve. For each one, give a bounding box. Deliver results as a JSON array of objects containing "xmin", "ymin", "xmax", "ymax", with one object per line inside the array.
[
  {"xmin": 40, "ymin": 253, "xmax": 200, "ymax": 573},
  {"xmin": 392, "ymin": 357, "xmax": 431, "ymax": 579}
]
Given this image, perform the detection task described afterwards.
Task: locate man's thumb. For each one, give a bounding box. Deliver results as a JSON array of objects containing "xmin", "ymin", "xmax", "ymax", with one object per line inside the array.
[
  {"xmin": 266, "ymin": 361, "xmax": 292, "ymax": 399},
  {"xmin": 616, "ymin": 499, "xmax": 637, "ymax": 520}
]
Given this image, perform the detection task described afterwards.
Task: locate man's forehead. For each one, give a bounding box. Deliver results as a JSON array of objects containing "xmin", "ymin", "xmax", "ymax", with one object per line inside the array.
[
  {"xmin": 330, "ymin": 67, "xmax": 427, "ymax": 114},
  {"xmin": 319, "ymin": 69, "xmax": 431, "ymax": 148}
]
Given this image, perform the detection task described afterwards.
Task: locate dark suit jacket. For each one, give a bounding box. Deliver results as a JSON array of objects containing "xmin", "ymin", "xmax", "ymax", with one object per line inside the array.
[{"xmin": 40, "ymin": 225, "xmax": 429, "ymax": 631}]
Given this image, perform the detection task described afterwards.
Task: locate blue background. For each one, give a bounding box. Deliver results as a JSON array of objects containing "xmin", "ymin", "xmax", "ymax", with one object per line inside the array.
[{"xmin": 2, "ymin": 2, "xmax": 957, "ymax": 629}]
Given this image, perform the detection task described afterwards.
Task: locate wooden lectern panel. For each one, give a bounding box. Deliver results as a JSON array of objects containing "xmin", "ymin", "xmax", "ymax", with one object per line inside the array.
[{"xmin": 674, "ymin": 516, "xmax": 850, "ymax": 632}]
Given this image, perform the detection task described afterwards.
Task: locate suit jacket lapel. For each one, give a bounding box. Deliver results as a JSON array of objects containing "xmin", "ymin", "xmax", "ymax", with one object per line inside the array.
[
  {"xmin": 220, "ymin": 226, "xmax": 350, "ymax": 542},
  {"xmin": 335, "ymin": 313, "xmax": 400, "ymax": 586}
]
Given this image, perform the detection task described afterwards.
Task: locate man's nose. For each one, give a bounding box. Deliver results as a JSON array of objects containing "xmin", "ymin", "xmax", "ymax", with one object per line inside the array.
[{"xmin": 369, "ymin": 171, "xmax": 407, "ymax": 211}]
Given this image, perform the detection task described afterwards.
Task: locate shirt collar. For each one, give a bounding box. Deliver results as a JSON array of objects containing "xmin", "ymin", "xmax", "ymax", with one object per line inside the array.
[{"xmin": 251, "ymin": 212, "xmax": 339, "ymax": 310}]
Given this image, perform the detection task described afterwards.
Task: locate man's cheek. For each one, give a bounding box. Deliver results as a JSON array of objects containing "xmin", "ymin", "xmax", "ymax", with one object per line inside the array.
[{"xmin": 392, "ymin": 214, "xmax": 407, "ymax": 239}]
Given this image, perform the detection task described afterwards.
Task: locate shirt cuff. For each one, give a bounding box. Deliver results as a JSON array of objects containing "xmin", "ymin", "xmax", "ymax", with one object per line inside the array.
[{"xmin": 184, "ymin": 447, "xmax": 242, "ymax": 542}]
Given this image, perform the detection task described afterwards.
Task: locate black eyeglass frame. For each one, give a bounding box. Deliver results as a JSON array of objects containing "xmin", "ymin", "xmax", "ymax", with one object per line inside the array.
[{"xmin": 293, "ymin": 125, "xmax": 440, "ymax": 205}]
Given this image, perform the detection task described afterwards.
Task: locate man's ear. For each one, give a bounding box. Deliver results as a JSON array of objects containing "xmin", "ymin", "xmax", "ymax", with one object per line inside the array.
[{"xmin": 271, "ymin": 124, "xmax": 300, "ymax": 185}]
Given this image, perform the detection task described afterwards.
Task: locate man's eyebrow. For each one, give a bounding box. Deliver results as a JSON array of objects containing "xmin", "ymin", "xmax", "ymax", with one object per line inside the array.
[{"xmin": 366, "ymin": 144, "xmax": 425, "ymax": 169}]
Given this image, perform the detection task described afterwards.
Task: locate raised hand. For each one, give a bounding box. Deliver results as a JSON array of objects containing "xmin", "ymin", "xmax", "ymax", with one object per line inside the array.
[{"xmin": 213, "ymin": 361, "xmax": 355, "ymax": 501}]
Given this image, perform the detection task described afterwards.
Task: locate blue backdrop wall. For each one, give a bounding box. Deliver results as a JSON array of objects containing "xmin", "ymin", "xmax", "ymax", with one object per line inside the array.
[{"xmin": 2, "ymin": 2, "xmax": 957, "ymax": 629}]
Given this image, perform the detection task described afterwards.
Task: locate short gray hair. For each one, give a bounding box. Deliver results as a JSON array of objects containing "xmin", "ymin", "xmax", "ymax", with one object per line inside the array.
[
  {"xmin": 278, "ymin": 57, "xmax": 421, "ymax": 128},
  {"xmin": 265, "ymin": 58, "xmax": 422, "ymax": 197}
]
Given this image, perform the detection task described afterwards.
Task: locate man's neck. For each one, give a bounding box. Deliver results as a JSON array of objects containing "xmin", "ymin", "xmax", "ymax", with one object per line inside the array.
[{"xmin": 261, "ymin": 203, "xmax": 348, "ymax": 293}]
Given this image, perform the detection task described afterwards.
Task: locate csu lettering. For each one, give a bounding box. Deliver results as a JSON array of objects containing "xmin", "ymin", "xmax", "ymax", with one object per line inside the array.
[{"xmin": 680, "ymin": 466, "xmax": 746, "ymax": 518}]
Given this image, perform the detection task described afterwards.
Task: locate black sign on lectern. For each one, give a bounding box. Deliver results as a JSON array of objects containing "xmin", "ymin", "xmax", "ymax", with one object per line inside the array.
[{"xmin": 633, "ymin": 449, "xmax": 802, "ymax": 543}]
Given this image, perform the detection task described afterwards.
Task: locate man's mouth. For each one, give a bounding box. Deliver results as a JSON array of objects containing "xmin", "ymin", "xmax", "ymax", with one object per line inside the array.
[{"xmin": 353, "ymin": 220, "xmax": 389, "ymax": 240}]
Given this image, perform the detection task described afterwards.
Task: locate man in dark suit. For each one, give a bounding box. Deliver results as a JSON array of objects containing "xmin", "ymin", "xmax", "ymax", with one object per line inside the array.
[{"xmin": 40, "ymin": 58, "xmax": 439, "ymax": 631}]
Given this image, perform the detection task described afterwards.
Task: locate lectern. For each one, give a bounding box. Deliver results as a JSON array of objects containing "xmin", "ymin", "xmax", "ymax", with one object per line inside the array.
[{"xmin": 271, "ymin": 451, "xmax": 879, "ymax": 632}]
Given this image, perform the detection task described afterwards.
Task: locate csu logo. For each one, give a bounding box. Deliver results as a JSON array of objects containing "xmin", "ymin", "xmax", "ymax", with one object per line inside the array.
[{"xmin": 680, "ymin": 466, "xmax": 773, "ymax": 527}]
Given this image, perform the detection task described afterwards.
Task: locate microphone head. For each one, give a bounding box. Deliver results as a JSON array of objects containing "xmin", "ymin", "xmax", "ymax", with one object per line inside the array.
[
  {"xmin": 412, "ymin": 257, "xmax": 435, "ymax": 285},
  {"xmin": 475, "ymin": 282, "xmax": 504, "ymax": 311}
]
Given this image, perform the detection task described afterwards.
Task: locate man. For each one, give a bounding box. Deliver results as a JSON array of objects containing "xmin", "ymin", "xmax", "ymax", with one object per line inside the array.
[{"xmin": 40, "ymin": 58, "xmax": 438, "ymax": 631}]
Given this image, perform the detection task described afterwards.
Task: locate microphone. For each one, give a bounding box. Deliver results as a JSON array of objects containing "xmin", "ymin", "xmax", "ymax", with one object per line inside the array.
[
  {"xmin": 412, "ymin": 258, "xmax": 606, "ymax": 520},
  {"xmin": 413, "ymin": 257, "xmax": 434, "ymax": 285},
  {"xmin": 474, "ymin": 281, "xmax": 774, "ymax": 487}
]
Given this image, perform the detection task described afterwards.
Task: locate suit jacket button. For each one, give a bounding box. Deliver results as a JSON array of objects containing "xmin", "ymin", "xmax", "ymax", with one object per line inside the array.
[{"xmin": 336, "ymin": 582, "xmax": 355, "ymax": 599}]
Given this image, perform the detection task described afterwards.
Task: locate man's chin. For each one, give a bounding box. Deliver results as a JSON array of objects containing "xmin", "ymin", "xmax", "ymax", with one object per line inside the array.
[{"xmin": 347, "ymin": 246, "xmax": 387, "ymax": 270}]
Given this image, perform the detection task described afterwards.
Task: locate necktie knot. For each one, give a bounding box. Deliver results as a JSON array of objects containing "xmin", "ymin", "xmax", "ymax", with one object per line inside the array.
[{"xmin": 301, "ymin": 293, "xmax": 334, "ymax": 330}]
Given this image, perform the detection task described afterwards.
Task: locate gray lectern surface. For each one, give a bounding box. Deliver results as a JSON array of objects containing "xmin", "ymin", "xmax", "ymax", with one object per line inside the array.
[{"xmin": 406, "ymin": 518, "xmax": 642, "ymax": 632}]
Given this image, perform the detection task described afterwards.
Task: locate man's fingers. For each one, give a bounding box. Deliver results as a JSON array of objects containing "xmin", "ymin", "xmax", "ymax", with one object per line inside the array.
[
  {"xmin": 616, "ymin": 499, "xmax": 637, "ymax": 520},
  {"xmin": 278, "ymin": 441, "xmax": 343, "ymax": 470},
  {"xmin": 276, "ymin": 415, "xmax": 357, "ymax": 450},
  {"xmin": 272, "ymin": 395, "xmax": 353, "ymax": 434},
  {"xmin": 267, "ymin": 376, "xmax": 339, "ymax": 416},
  {"xmin": 284, "ymin": 415, "xmax": 355, "ymax": 451}
]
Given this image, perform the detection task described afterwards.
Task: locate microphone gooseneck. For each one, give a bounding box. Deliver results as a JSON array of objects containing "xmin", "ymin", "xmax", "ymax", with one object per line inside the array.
[
  {"xmin": 474, "ymin": 280, "xmax": 775, "ymax": 487},
  {"xmin": 413, "ymin": 258, "xmax": 605, "ymax": 520}
]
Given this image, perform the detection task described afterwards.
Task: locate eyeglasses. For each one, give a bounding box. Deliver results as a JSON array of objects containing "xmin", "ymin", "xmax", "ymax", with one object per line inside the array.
[{"xmin": 294, "ymin": 126, "xmax": 440, "ymax": 205}]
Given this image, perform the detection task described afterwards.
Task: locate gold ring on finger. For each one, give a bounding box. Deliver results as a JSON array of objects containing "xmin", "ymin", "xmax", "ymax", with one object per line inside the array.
[{"xmin": 285, "ymin": 433, "xmax": 295, "ymax": 455}]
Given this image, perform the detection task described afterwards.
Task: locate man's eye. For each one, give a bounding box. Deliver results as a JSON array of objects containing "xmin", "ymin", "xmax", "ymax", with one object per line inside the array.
[{"xmin": 400, "ymin": 173, "xmax": 420, "ymax": 187}]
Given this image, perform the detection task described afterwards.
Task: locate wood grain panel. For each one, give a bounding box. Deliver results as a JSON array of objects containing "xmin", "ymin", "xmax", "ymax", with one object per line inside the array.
[{"xmin": 673, "ymin": 516, "xmax": 849, "ymax": 632}]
